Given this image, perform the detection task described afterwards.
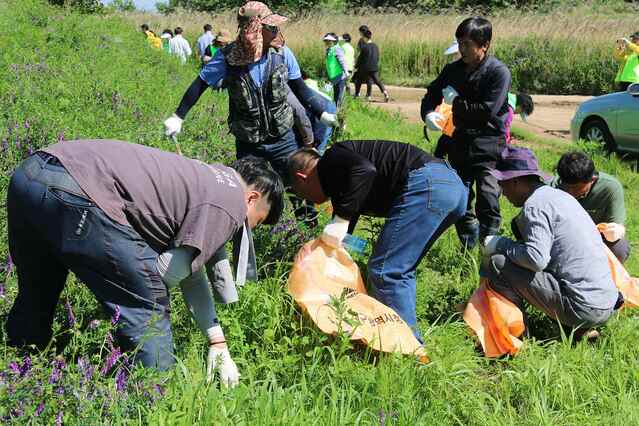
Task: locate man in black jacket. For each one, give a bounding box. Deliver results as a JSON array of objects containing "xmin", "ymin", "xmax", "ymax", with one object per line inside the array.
[{"xmin": 421, "ymin": 17, "xmax": 511, "ymax": 249}]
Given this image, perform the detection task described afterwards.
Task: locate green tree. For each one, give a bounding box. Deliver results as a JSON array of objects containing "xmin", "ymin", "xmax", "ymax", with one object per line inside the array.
[
  {"xmin": 110, "ymin": 0, "xmax": 136, "ymax": 11},
  {"xmin": 48, "ymin": 0, "xmax": 103, "ymax": 13}
]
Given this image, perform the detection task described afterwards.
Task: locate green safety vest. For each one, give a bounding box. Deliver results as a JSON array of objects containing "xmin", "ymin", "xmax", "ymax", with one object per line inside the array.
[
  {"xmin": 508, "ymin": 92, "xmax": 516, "ymax": 110},
  {"xmin": 325, "ymin": 46, "xmax": 343, "ymax": 81},
  {"xmin": 615, "ymin": 53, "xmax": 639, "ymax": 84}
]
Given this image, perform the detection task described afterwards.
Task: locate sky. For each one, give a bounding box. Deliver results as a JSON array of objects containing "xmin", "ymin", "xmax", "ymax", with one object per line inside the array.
[{"xmin": 101, "ymin": 0, "xmax": 168, "ymax": 11}]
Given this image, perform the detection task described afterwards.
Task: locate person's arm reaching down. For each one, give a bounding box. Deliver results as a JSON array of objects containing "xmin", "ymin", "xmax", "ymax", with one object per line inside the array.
[{"xmin": 497, "ymin": 207, "xmax": 553, "ymax": 272}]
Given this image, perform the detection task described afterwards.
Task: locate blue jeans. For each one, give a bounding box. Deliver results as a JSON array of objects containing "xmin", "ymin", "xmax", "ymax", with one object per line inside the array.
[
  {"xmin": 7, "ymin": 154, "xmax": 175, "ymax": 370},
  {"xmin": 235, "ymin": 129, "xmax": 299, "ymax": 184},
  {"xmin": 331, "ymin": 76, "xmax": 346, "ymax": 108},
  {"xmin": 307, "ymin": 92, "xmax": 336, "ymax": 154},
  {"xmin": 368, "ymin": 162, "xmax": 467, "ymax": 339}
]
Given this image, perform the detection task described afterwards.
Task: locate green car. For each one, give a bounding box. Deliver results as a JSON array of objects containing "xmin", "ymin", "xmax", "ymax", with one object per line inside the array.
[{"xmin": 571, "ymin": 83, "xmax": 639, "ymax": 153}]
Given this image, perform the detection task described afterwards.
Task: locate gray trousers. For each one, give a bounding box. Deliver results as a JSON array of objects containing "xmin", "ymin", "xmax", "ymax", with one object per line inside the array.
[{"xmin": 487, "ymin": 254, "xmax": 615, "ymax": 329}]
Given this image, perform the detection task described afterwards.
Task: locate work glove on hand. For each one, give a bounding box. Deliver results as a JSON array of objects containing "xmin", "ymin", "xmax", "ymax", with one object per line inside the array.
[
  {"xmin": 442, "ymin": 86, "xmax": 459, "ymax": 105},
  {"xmin": 206, "ymin": 325, "xmax": 240, "ymax": 387},
  {"xmin": 320, "ymin": 216, "xmax": 350, "ymax": 248},
  {"xmin": 320, "ymin": 112, "xmax": 339, "ymax": 127},
  {"xmin": 481, "ymin": 235, "xmax": 506, "ymax": 257},
  {"xmin": 164, "ymin": 114, "xmax": 183, "ymax": 136},
  {"xmin": 425, "ymin": 111, "xmax": 444, "ymax": 131},
  {"xmin": 600, "ymin": 223, "xmax": 626, "ymax": 242}
]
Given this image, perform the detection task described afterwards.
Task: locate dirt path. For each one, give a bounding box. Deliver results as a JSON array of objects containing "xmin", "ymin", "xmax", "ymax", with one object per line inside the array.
[{"xmin": 356, "ymin": 85, "xmax": 591, "ymax": 140}]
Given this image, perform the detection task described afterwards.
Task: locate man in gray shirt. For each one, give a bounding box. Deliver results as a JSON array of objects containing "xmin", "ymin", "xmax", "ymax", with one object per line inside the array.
[{"xmin": 482, "ymin": 147, "xmax": 621, "ymax": 336}]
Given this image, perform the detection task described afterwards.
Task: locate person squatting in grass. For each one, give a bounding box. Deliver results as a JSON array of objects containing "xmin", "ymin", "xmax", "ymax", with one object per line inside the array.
[
  {"xmin": 482, "ymin": 147, "xmax": 622, "ymax": 339},
  {"xmin": 422, "ymin": 16, "xmax": 512, "ymax": 250},
  {"xmin": 288, "ymin": 140, "xmax": 467, "ymax": 340},
  {"xmin": 164, "ymin": 1, "xmax": 339, "ymax": 182},
  {"xmin": 6, "ymin": 140, "xmax": 284, "ymax": 387},
  {"xmin": 322, "ymin": 32, "xmax": 349, "ymax": 108},
  {"xmin": 552, "ymin": 151, "xmax": 630, "ymax": 264}
]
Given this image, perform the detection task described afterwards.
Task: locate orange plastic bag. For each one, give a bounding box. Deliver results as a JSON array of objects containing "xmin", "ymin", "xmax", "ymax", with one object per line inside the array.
[
  {"xmin": 464, "ymin": 235, "xmax": 639, "ymax": 358},
  {"xmin": 436, "ymin": 103, "xmax": 455, "ymax": 137},
  {"xmin": 463, "ymin": 278, "xmax": 525, "ymax": 358},
  {"xmin": 288, "ymin": 239, "xmax": 429, "ymax": 363}
]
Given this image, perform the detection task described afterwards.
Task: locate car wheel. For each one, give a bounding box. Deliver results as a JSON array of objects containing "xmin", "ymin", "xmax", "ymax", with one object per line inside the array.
[{"xmin": 580, "ymin": 118, "xmax": 617, "ymax": 152}]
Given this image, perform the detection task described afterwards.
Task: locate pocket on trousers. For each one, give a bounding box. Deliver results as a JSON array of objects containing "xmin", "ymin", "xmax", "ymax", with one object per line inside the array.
[{"xmin": 48, "ymin": 187, "xmax": 95, "ymax": 241}]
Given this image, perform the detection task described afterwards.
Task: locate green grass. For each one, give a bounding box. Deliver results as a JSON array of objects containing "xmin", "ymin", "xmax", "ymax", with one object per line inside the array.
[{"xmin": 1, "ymin": 1, "xmax": 638, "ymax": 424}]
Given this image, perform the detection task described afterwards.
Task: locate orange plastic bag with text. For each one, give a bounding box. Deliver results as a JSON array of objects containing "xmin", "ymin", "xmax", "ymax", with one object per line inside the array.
[
  {"xmin": 436, "ymin": 103, "xmax": 455, "ymax": 137},
  {"xmin": 288, "ymin": 239, "xmax": 428, "ymax": 363}
]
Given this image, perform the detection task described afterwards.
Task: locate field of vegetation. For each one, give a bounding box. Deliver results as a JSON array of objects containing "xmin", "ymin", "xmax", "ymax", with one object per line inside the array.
[
  {"xmin": 131, "ymin": 2, "xmax": 639, "ymax": 94},
  {"xmin": 0, "ymin": 0, "xmax": 638, "ymax": 424}
]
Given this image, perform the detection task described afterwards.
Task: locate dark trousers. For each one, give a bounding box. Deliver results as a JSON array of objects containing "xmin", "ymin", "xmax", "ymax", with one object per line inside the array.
[
  {"xmin": 605, "ymin": 237, "xmax": 631, "ymax": 264},
  {"xmin": 355, "ymin": 71, "xmax": 386, "ymax": 97},
  {"xmin": 7, "ymin": 154, "xmax": 174, "ymax": 369}
]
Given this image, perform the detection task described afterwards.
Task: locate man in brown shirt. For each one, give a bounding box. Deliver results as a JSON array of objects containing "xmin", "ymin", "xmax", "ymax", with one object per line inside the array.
[{"xmin": 6, "ymin": 140, "xmax": 283, "ymax": 385}]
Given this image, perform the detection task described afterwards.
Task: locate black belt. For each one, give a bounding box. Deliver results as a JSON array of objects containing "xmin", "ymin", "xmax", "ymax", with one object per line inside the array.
[{"xmin": 22, "ymin": 152, "xmax": 88, "ymax": 199}]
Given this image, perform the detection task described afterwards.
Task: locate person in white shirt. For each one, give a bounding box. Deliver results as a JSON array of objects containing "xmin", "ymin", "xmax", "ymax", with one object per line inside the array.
[{"xmin": 169, "ymin": 27, "xmax": 192, "ymax": 64}]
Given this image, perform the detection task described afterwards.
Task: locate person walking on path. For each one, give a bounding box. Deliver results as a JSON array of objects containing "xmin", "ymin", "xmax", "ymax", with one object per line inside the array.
[
  {"xmin": 614, "ymin": 32, "xmax": 639, "ymax": 92},
  {"xmin": 141, "ymin": 24, "xmax": 162, "ymax": 49},
  {"xmin": 164, "ymin": 1, "xmax": 338, "ymax": 184},
  {"xmin": 196, "ymin": 24, "xmax": 215, "ymax": 64},
  {"xmin": 339, "ymin": 34, "xmax": 355, "ymax": 95},
  {"xmin": 6, "ymin": 140, "xmax": 284, "ymax": 386},
  {"xmin": 169, "ymin": 27, "xmax": 193, "ymax": 64},
  {"xmin": 482, "ymin": 146, "xmax": 621, "ymax": 339},
  {"xmin": 322, "ymin": 33, "xmax": 348, "ymax": 108},
  {"xmin": 422, "ymin": 16, "xmax": 511, "ymax": 250},
  {"xmin": 354, "ymin": 27, "xmax": 389, "ymax": 102},
  {"xmin": 552, "ymin": 151, "xmax": 630, "ymax": 264},
  {"xmin": 288, "ymin": 140, "xmax": 467, "ymax": 339}
]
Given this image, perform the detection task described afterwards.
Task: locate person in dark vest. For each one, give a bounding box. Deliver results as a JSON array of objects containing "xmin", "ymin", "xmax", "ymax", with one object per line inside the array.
[{"xmin": 164, "ymin": 1, "xmax": 338, "ymax": 183}]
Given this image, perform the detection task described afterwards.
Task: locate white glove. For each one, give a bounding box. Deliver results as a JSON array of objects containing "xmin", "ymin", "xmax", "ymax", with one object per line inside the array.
[
  {"xmin": 482, "ymin": 235, "xmax": 506, "ymax": 257},
  {"xmin": 600, "ymin": 223, "xmax": 626, "ymax": 242},
  {"xmin": 320, "ymin": 112, "xmax": 339, "ymax": 128},
  {"xmin": 206, "ymin": 325, "xmax": 240, "ymax": 387},
  {"xmin": 164, "ymin": 113, "xmax": 183, "ymax": 136},
  {"xmin": 425, "ymin": 111, "xmax": 444, "ymax": 131},
  {"xmin": 320, "ymin": 216, "xmax": 349, "ymax": 248},
  {"xmin": 442, "ymin": 86, "xmax": 459, "ymax": 105}
]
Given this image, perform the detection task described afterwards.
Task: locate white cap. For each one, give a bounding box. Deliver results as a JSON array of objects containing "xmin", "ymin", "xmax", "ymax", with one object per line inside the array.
[
  {"xmin": 322, "ymin": 33, "xmax": 338, "ymax": 42},
  {"xmin": 444, "ymin": 40, "xmax": 459, "ymax": 56},
  {"xmin": 160, "ymin": 33, "xmax": 171, "ymax": 39}
]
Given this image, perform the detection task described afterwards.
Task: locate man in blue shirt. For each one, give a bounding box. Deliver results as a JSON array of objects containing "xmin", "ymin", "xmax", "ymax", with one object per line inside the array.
[{"xmin": 196, "ymin": 24, "xmax": 215, "ymax": 64}]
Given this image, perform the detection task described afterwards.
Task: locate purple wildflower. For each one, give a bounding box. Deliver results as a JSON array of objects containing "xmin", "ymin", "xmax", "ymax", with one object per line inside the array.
[
  {"xmin": 64, "ymin": 299, "xmax": 76, "ymax": 328},
  {"xmin": 55, "ymin": 411, "xmax": 63, "ymax": 426},
  {"xmin": 77, "ymin": 357, "xmax": 95, "ymax": 385},
  {"xmin": 88, "ymin": 319, "xmax": 100, "ymax": 329},
  {"xmin": 7, "ymin": 254, "xmax": 13, "ymax": 273},
  {"xmin": 111, "ymin": 306, "xmax": 121, "ymax": 325},
  {"xmin": 57, "ymin": 132, "xmax": 65, "ymax": 142},
  {"xmin": 24, "ymin": 120, "xmax": 30, "ymax": 130},
  {"xmin": 49, "ymin": 358, "xmax": 66, "ymax": 384},
  {"xmin": 115, "ymin": 358, "xmax": 129, "ymax": 392},
  {"xmin": 154, "ymin": 383, "xmax": 165, "ymax": 397},
  {"xmin": 8, "ymin": 361, "xmax": 20, "ymax": 375},
  {"xmin": 1, "ymin": 139, "xmax": 7, "ymax": 152},
  {"xmin": 35, "ymin": 401, "xmax": 45, "ymax": 416},
  {"xmin": 101, "ymin": 347, "xmax": 121, "ymax": 375},
  {"xmin": 0, "ymin": 283, "xmax": 5, "ymax": 299},
  {"xmin": 19, "ymin": 355, "xmax": 31, "ymax": 377},
  {"xmin": 28, "ymin": 144, "xmax": 34, "ymax": 155}
]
